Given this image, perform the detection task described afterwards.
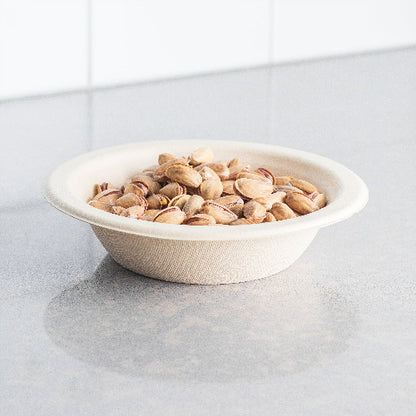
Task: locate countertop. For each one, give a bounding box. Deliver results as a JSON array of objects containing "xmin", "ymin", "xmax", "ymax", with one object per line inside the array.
[{"xmin": 1, "ymin": 47, "xmax": 415, "ymax": 415}]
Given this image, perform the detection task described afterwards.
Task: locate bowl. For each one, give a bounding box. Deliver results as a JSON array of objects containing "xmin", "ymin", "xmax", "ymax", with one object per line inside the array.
[{"xmin": 43, "ymin": 140, "xmax": 368, "ymax": 284}]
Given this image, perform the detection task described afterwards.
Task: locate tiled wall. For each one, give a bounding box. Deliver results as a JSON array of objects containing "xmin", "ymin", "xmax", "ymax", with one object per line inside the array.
[{"xmin": 1, "ymin": 0, "xmax": 415, "ymax": 100}]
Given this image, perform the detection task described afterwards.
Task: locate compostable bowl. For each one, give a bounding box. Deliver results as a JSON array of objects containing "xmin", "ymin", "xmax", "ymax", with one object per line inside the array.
[{"xmin": 43, "ymin": 140, "xmax": 368, "ymax": 284}]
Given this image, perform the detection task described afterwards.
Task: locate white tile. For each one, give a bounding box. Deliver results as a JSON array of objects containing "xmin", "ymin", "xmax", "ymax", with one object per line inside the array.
[
  {"xmin": 273, "ymin": 0, "xmax": 416, "ymax": 62},
  {"xmin": 91, "ymin": 68, "xmax": 270, "ymax": 149},
  {"xmin": 92, "ymin": 0, "xmax": 269, "ymax": 86},
  {"xmin": 0, "ymin": 0, "xmax": 88, "ymax": 99}
]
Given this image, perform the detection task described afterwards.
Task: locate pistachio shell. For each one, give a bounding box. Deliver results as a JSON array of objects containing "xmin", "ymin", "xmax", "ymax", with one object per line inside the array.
[
  {"xmin": 111, "ymin": 206, "xmax": 126, "ymax": 215},
  {"xmin": 197, "ymin": 162, "xmax": 229, "ymax": 180},
  {"xmin": 263, "ymin": 212, "xmax": 276, "ymax": 222},
  {"xmin": 221, "ymin": 180, "xmax": 237, "ymax": 195},
  {"xmin": 236, "ymin": 170, "xmax": 270, "ymax": 183},
  {"xmin": 165, "ymin": 164, "xmax": 203, "ymax": 188},
  {"xmin": 273, "ymin": 184, "xmax": 304, "ymax": 193},
  {"xmin": 227, "ymin": 165, "xmax": 249, "ymax": 180},
  {"xmin": 243, "ymin": 200, "xmax": 267, "ymax": 224},
  {"xmin": 234, "ymin": 178, "xmax": 273, "ymax": 199},
  {"xmin": 153, "ymin": 158, "xmax": 188, "ymax": 181},
  {"xmin": 123, "ymin": 183, "xmax": 146, "ymax": 197},
  {"xmin": 129, "ymin": 180, "xmax": 149, "ymax": 197},
  {"xmin": 158, "ymin": 153, "xmax": 176, "ymax": 165},
  {"xmin": 121, "ymin": 205, "xmax": 146, "ymax": 219},
  {"xmin": 168, "ymin": 194, "xmax": 191, "ymax": 209},
  {"xmin": 141, "ymin": 209, "xmax": 161, "ymax": 221},
  {"xmin": 256, "ymin": 168, "xmax": 276, "ymax": 184},
  {"xmin": 289, "ymin": 179, "xmax": 318, "ymax": 194},
  {"xmin": 274, "ymin": 176, "xmax": 294, "ymax": 186},
  {"xmin": 309, "ymin": 192, "xmax": 326, "ymax": 209},
  {"xmin": 93, "ymin": 189, "xmax": 122, "ymax": 204},
  {"xmin": 153, "ymin": 206, "xmax": 186, "ymax": 224},
  {"xmin": 88, "ymin": 200, "xmax": 113, "ymax": 212},
  {"xmin": 253, "ymin": 192, "xmax": 286, "ymax": 210},
  {"xmin": 200, "ymin": 201, "xmax": 237, "ymax": 224},
  {"xmin": 131, "ymin": 174, "xmax": 161, "ymax": 194},
  {"xmin": 198, "ymin": 166, "xmax": 220, "ymax": 181},
  {"xmin": 189, "ymin": 147, "xmax": 214, "ymax": 165},
  {"xmin": 199, "ymin": 179, "xmax": 223, "ymax": 200},
  {"xmin": 285, "ymin": 191, "xmax": 319, "ymax": 215},
  {"xmin": 228, "ymin": 158, "xmax": 242, "ymax": 168},
  {"xmin": 270, "ymin": 202, "xmax": 297, "ymax": 221},
  {"xmin": 183, "ymin": 195, "xmax": 205, "ymax": 216},
  {"xmin": 147, "ymin": 193, "xmax": 170, "ymax": 209},
  {"xmin": 159, "ymin": 182, "xmax": 186, "ymax": 199},
  {"xmin": 93, "ymin": 182, "xmax": 115, "ymax": 197},
  {"xmin": 229, "ymin": 218, "xmax": 255, "ymax": 225},
  {"xmin": 214, "ymin": 195, "xmax": 244, "ymax": 216},
  {"xmin": 115, "ymin": 193, "xmax": 147, "ymax": 209},
  {"xmin": 183, "ymin": 214, "xmax": 216, "ymax": 225}
]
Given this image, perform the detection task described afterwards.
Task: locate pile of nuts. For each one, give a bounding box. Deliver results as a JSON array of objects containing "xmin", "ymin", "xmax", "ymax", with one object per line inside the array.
[{"xmin": 88, "ymin": 147, "xmax": 326, "ymax": 225}]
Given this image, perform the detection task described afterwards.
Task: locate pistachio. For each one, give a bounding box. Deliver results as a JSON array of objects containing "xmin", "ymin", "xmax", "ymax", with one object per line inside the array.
[
  {"xmin": 199, "ymin": 178, "xmax": 223, "ymax": 200},
  {"xmin": 256, "ymin": 168, "xmax": 276, "ymax": 184},
  {"xmin": 197, "ymin": 162, "xmax": 229, "ymax": 180},
  {"xmin": 88, "ymin": 147, "xmax": 324, "ymax": 225},
  {"xmin": 198, "ymin": 166, "xmax": 220, "ymax": 181},
  {"xmin": 243, "ymin": 200, "xmax": 267, "ymax": 224},
  {"xmin": 141, "ymin": 209, "xmax": 161, "ymax": 221},
  {"xmin": 131, "ymin": 174, "xmax": 161, "ymax": 195},
  {"xmin": 289, "ymin": 179, "xmax": 318, "ymax": 194},
  {"xmin": 123, "ymin": 183, "xmax": 147, "ymax": 197},
  {"xmin": 93, "ymin": 182, "xmax": 115, "ymax": 197},
  {"xmin": 273, "ymin": 184, "xmax": 304, "ymax": 193},
  {"xmin": 115, "ymin": 193, "xmax": 147, "ymax": 209},
  {"xmin": 234, "ymin": 178, "xmax": 273, "ymax": 199},
  {"xmin": 165, "ymin": 164, "xmax": 203, "ymax": 188},
  {"xmin": 228, "ymin": 165, "xmax": 249, "ymax": 180},
  {"xmin": 229, "ymin": 218, "xmax": 255, "ymax": 225},
  {"xmin": 183, "ymin": 214, "xmax": 216, "ymax": 225},
  {"xmin": 274, "ymin": 176, "xmax": 293, "ymax": 185},
  {"xmin": 183, "ymin": 195, "xmax": 205, "ymax": 216},
  {"xmin": 253, "ymin": 192, "xmax": 286, "ymax": 210},
  {"xmin": 168, "ymin": 194, "xmax": 191, "ymax": 209},
  {"xmin": 88, "ymin": 200, "xmax": 113, "ymax": 212},
  {"xmin": 263, "ymin": 212, "xmax": 276, "ymax": 222},
  {"xmin": 221, "ymin": 180, "xmax": 237, "ymax": 195},
  {"xmin": 236, "ymin": 170, "xmax": 270, "ymax": 183},
  {"xmin": 159, "ymin": 182, "xmax": 186, "ymax": 199},
  {"xmin": 285, "ymin": 191, "xmax": 319, "ymax": 215},
  {"xmin": 270, "ymin": 202, "xmax": 297, "ymax": 221},
  {"xmin": 214, "ymin": 195, "xmax": 244, "ymax": 216},
  {"xmin": 158, "ymin": 153, "xmax": 176, "ymax": 165},
  {"xmin": 200, "ymin": 201, "xmax": 237, "ymax": 224},
  {"xmin": 93, "ymin": 189, "xmax": 122, "ymax": 204},
  {"xmin": 309, "ymin": 192, "xmax": 326, "ymax": 209},
  {"xmin": 153, "ymin": 206, "xmax": 186, "ymax": 224},
  {"xmin": 228, "ymin": 158, "xmax": 242, "ymax": 168},
  {"xmin": 121, "ymin": 205, "xmax": 146, "ymax": 219},
  {"xmin": 153, "ymin": 158, "xmax": 188, "ymax": 181},
  {"xmin": 147, "ymin": 193, "xmax": 170, "ymax": 210},
  {"xmin": 111, "ymin": 206, "xmax": 126, "ymax": 215},
  {"xmin": 189, "ymin": 147, "xmax": 214, "ymax": 165}
]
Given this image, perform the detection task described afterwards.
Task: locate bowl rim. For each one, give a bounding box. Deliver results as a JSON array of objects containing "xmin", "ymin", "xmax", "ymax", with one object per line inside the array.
[{"xmin": 43, "ymin": 140, "xmax": 369, "ymax": 241}]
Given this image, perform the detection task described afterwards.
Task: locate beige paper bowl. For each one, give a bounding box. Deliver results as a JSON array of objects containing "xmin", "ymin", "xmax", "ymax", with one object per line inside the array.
[{"xmin": 43, "ymin": 140, "xmax": 368, "ymax": 284}]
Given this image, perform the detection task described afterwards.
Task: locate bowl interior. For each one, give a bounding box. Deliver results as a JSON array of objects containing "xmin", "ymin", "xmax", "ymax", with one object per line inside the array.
[{"xmin": 44, "ymin": 140, "xmax": 368, "ymax": 240}]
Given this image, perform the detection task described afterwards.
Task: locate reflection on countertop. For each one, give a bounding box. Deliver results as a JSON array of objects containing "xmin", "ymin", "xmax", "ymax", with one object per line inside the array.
[{"xmin": 45, "ymin": 256, "xmax": 357, "ymax": 381}]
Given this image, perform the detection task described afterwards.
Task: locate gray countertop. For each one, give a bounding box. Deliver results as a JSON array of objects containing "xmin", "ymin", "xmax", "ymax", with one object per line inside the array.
[{"xmin": 1, "ymin": 47, "xmax": 415, "ymax": 415}]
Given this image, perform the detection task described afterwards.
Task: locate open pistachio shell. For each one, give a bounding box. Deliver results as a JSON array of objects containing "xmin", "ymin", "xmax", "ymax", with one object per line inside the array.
[
  {"xmin": 234, "ymin": 178, "xmax": 273, "ymax": 199},
  {"xmin": 200, "ymin": 201, "xmax": 237, "ymax": 225},
  {"xmin": 153, "ymin": 206, "xmax": 186, "ymax": 224},
  {"xmin": 165, "ymin": 164, "xmax": 203, "ymax": 188},
  {"xmin": 285, "ymin": 191, "xmax": 319, "ymax": 215},
  {"xmin": 199, "ymin": 178, "xmax": 223, "ymax": 200},
  {"xmin": 183, "ymin": 213, "xmax": 216, "ymax": 226}
]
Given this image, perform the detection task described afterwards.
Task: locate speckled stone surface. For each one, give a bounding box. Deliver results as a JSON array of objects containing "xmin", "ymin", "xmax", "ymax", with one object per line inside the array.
[{"xmin": 1, "ymin": 48, "xmax": 416, "ymax": 415}]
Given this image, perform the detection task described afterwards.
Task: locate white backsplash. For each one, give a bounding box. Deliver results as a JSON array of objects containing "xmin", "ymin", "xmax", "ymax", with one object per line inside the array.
[{"xmin": 0, "ymin": 0, "xmax": 415, "ymax": 100}]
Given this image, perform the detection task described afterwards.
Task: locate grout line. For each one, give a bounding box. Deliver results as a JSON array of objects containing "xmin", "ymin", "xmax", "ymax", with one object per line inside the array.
[
  {"xmin": 266, "ymin": 0, "xmax": 275, "ymax": 144},
  {"xmin": 1, "ymin": 44, "xmax": 415, "ymax": 105},
  {"xmin": 87, "ymin": 0, "xmax": 93, "ymax": 90}
]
